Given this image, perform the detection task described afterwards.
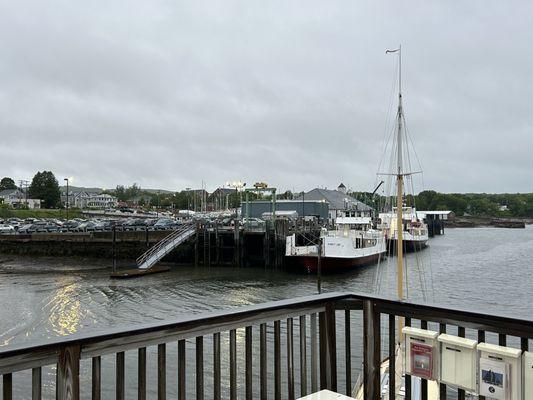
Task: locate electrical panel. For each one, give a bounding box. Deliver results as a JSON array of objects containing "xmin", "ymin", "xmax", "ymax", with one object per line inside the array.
[
  {"xmin": 477, "ymin": 342, "xmax": 521, "ymax": 400},
  {"xmin": 402, "ymin": 326, "xmax": 439, "ymax": 380},
  {"xmin": 523, "ymin": 351, "xmax": 533, "ymax": 400},
  {"xmin": 438, "ymin": 334, "xmax": 477, "ymax": 392}
]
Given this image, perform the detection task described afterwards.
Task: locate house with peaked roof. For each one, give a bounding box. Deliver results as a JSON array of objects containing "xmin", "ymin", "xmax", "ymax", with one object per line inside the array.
[
  {"xmin": 295, "ymin": 184, "xmax": 372, "ymax": 220},
  {"xmin": 0, "ymin": 189, "xmax": 41, "ymax": 209}
]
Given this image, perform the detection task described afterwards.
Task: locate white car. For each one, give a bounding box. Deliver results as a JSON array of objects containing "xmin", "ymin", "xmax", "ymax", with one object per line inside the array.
[{"xmin": 0, "ymin": 224, "xmax": 15, "ymax": 234}]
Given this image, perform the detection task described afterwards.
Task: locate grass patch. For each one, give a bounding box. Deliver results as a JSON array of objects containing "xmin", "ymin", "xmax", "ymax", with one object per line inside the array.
[{"xmin": 0, "ymin": 207, "xmax": 82, "ymax": 220}]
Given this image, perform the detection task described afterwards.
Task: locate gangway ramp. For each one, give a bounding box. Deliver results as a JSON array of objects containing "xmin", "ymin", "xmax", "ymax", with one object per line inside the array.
[{"xmin": 136, "ymin": 223, "xmax": 196, "ymax": 270}]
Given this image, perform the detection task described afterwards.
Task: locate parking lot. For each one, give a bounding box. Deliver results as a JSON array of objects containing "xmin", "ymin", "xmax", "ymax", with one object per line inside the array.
[{"xmin": 0, "ymin": 209, "xmax": 246, "ymax": 235}]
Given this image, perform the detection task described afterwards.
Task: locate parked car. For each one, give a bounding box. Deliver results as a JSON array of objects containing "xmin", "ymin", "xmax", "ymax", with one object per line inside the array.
[
  {"xmin": 18, "ymin": 224, "xmax": 36, "ymax": 234},
  {"xmin": 0, "ymin": 224, "xmax": 15, "ymax": 234},
  {"xmin": 154, "ymin": 218, "xmax": 176, "ymax": 230},
  {"xmin": 60, "ymin": 221, "xmax": 80, "ymax": 232}
]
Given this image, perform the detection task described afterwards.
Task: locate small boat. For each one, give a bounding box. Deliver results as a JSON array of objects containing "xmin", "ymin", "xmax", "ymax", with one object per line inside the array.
[
  {"xmin": 285, "ymin": 216, "xmax": 386, "ymax": 273},
  {"xmin": 379, "ymin": 206, "xmax": 429, "ymax": 252}
]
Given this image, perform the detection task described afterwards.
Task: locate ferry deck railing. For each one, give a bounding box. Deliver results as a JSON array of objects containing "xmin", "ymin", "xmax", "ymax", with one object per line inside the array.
[{"xmin": 1, "ymin": 292, "xmax": 532, "ymax": 399}]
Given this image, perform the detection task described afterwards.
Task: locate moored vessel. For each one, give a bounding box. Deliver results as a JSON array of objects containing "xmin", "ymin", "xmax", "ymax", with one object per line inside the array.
[
  {"xmin": 379, "ymin": 206, "xmax": 429, "ymax": 252},
  {"xmin": 285, "ymin": 216, "xmax": 386, "ymax": 273}
]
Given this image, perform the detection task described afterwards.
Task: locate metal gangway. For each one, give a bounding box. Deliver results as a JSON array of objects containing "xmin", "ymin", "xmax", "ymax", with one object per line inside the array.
[{"xmin": 136, "ymin": 223, "xmax": 196, "ymax": 269}]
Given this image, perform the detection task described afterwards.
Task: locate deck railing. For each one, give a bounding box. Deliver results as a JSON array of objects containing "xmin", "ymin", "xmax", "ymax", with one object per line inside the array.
[{"xmin": 1, "ymin": 292, "xmax": 533, "ymax": 399}]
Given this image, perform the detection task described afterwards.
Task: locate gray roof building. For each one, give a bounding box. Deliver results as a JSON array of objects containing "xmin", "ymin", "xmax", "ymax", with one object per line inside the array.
[{"xmin": 295, "ymin": 188, "xmax": 372, "ymax": 217}]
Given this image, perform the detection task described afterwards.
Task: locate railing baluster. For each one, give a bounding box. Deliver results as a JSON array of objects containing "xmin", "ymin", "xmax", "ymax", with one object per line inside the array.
[
  {"xmin": 58, "ymin": 345, "xmax": 80, "ymax": 400},
  {"xmin": 32, "ymin": 367, "xmax": 42, "ymax": 400},
  {"xmin": 299, "ymin": 315, "xmax": 307, "ymax": 397},
  {"xmin": 420, "ymin": 320, "xmax": 428, "ymax": 400},
  {"xmin": 388, "ymin": 314, "xmax": 395, "ymax": 400},
  {"xmin": 158, "ymin": 343, "xmax": 166, "ymax": 400},
  {"xmin": 405, "ymin": 317, "xmax": 411, "ymax": 400},
  {"xmin": 91, "ymin": 356, "xmax": 100, "ymax": 400},
  {"xmin": 245, "ymin": 326, "xmax": 252, "ymax": 400},
  {"xmin": 363, "ymin": 300, "xmax": 380, "ymax": 400},
  {"xmin": 287, "ymin": 318, "xmax": 295, "ymax": 400},
  {"xmin": 478, "ymin": 330, "xmax": 486, "ymax": 400},
  {"xmin": 213, "ymin": 333, "xmax": 221, "ymax": 400},
  {"xmin": 196, "ymin": 337, "xmax": 204, "ymax": 400},
  {"xmin": 178, "ymin": 339, "xmax": 186, "ymax": 400},
  {"xmin": 499, "ymin": 333, "xmax": 507, "ymax": 346},
  {"xmin": 345, "ymin": 310, "xmax": 351, "ymax": 397},
  {"xmin": 138, "ymin": 347, "xmax": 146, "ymax": 400},
  {"xmin": 274, "ymin": 320, "xmax": 281, "ymax": 400},
  {"xmin": 439, "ymin": 324, "xmax": 446, "ymax": 400},
  {"xmin": 116, "ymin": 351, "xmax": 125, "ymax": 400},
  {"xmin": 319, "ymin": 305, "xmax": 337, "ymax": 391},
  {"xmin": 457, "ymin": 327, "xmax": 466, "ymax": 400},
  {"xmin": 260, "ymin": 323, "xmax": 267, "ymax": 400},
  {"xmin": 3, "ymin": 374, "xmax": 12, "ymax": 400},
  {"xmin": 230, "ymin": 330, "xmax": 237, "ymax": 400},
  {"xmin": 310, "ymin": 313, "xmax": 318, "ymax": 393}
]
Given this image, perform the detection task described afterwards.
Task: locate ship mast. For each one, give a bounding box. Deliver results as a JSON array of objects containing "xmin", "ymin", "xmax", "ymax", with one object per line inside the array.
[{"xmin": 387, "ymin": 45, "xmax": 404, "ymax": 342}]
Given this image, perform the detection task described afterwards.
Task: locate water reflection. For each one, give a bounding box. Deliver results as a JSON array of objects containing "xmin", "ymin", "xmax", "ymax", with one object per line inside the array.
[{"xmin": 47, "ymin": 278, "xmax": 82, "ymax": 336}]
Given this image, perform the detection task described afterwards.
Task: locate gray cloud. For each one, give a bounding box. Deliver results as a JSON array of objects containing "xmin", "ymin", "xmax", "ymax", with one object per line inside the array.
[{"xmin": 1, "ymin": 0, "xmax": 532, "ymax": 193}]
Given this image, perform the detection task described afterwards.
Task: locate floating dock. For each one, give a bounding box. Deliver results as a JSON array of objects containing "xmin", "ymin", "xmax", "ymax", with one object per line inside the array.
[{"xmin": 110, "ymin": 265, "xmax": 170, "ymax": 279}]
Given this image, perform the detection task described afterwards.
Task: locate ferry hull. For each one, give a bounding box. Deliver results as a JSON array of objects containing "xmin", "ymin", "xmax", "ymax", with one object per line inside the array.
[
  {"xmin": 286, "ymin": 252, "xmax": 383, "ymax": 274},
  {"xmin": 387, "ymin": 238, "xmax": 428, "ymax": 253}
]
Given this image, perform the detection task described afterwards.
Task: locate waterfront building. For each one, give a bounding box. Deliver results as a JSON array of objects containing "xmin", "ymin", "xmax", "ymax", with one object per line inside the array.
[
  {"xmin": 294, "ymin": 185, "xmax": 373, "ymax": 220},
  {"xmin": 241, "ymin": 199, "xmax": 329, "ymax": 220}
]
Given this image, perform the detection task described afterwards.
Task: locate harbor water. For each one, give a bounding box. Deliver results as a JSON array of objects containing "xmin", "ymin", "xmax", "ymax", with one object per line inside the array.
[{"xmin": 0, "ymin": 227, "xmax": 532, "ymax": 398}]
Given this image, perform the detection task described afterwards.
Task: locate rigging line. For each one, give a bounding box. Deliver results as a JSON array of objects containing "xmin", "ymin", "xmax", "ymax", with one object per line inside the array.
[
  {"xmin": 375, "ymin": 56, "xmax": 400, "ymax": 185},
  {"xmin": 403, "ymin": 116, "xmax": 424, "ymax": 174},
  {"xmin": 403, "ymin": 240, "xmax": 409, "ymax": 300}
]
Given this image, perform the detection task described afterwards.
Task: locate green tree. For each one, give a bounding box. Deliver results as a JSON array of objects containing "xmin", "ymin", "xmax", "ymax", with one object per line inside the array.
[
  {"xmin": 28, "ymin": 171, "xmax": 61, "ymax": 208},
  {"xmin": 0, "ymin": 177, "xmax": 17, "ymax": 191}
]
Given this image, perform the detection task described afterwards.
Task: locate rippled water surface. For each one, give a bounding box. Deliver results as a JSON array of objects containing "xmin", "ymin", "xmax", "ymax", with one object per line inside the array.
[{"xmin": 1, "ymin": 227, "xmax": 532, "ymax": 397}]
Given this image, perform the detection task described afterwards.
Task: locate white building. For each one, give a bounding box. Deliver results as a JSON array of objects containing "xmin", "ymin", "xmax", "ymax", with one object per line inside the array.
[
  {"xmin": 0, "ymin": 189, "xmax": 41, "ymax": 209},
  {"xmin": 63, "ymin": 191, "xmax": 118, "ymax": 209}
]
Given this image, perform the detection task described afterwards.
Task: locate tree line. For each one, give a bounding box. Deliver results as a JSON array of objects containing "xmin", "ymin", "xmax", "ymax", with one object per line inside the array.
[
  {"xmin": 350, "ymin": 190, "xmax": 533, "ymax": 218},
  {"xmin": 3, "ymin": 172, "xmax": 532, "ymax": 217}
]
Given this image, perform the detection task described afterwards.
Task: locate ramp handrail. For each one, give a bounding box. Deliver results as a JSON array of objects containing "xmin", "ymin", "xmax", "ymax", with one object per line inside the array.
[{"xmin": 136, "ymin": 223, "xmax": 195, "ymax": 269}]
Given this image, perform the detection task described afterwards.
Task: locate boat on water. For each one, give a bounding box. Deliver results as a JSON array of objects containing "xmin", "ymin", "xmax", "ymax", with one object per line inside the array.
[
  {"xmin": 285, "ymin": 216, "xmax": 386, "ymax": 273},
  {"xmin": 379, "ymin": 206, "xmax": 429, "ymax": 252}
]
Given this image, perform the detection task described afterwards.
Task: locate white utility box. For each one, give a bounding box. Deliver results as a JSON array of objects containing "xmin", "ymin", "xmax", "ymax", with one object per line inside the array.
[
  {"xmin": 438, "ymin": 334, "xmax": 477, "ymax": 391},
  {"xmin": 522, "ymin": 351, "xmax": 533, "ymax": 400},
  {"xmin": 477, "ymin": 342, "xmax": 522, "ymax": 400},
  {"xmin": 402, "ymin": 326, "xmax": 439, "ymax": 380},
  {"xmin": 297, "ymin": 389, "xmax": 355, "ymax": 400}
]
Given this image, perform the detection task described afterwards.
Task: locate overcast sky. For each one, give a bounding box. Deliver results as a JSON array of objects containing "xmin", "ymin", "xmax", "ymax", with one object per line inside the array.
[{"xmin": 1, "ymin": 1, "xmax": 532, "ymax": 194}]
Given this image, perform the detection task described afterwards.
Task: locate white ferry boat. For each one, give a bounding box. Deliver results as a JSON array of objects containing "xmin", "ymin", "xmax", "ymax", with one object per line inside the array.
[{"xmin": 285, "ymin": 216, "xmax": 386, "ymax": 273}]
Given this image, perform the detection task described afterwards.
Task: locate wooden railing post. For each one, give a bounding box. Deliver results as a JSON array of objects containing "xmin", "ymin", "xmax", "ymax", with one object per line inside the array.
[
  {"xmin": 319, "ymin": 304, "xmax": 337, "ymax": 391},
  {"xmin": 57, "ymin": 345, "xmax": 80, "ymax": 400},
  {"xmin": 363, "ymin": 300, "xmax": 380, "ymax": 400}
]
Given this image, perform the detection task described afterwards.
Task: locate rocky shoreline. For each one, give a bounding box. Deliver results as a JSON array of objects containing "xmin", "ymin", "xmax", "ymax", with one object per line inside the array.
[{"xmin": 445, "ymin": 217, "xmax": 528, "ymax": 229}]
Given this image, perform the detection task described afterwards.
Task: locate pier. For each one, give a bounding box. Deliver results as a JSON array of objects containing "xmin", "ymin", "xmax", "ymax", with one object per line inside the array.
[{"xmin": 1, "ymin": 291, "xmax": 531, "ymax": 399}]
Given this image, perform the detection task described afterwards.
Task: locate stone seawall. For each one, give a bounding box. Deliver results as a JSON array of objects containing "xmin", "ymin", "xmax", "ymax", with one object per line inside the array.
[{"xmin": 0, "ymin": 231, "xmax": 195, "ymax": 262}]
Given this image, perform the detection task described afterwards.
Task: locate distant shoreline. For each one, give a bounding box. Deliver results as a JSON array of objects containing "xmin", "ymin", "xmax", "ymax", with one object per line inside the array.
[{"xmin": 445, "ymin": 216, "xmax": 529, "ymax": 229}]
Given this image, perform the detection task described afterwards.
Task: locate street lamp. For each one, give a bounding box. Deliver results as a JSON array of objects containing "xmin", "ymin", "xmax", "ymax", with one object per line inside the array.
[{"xmin": 64, "ymin": 178, "xmax": 69, "ymax": 220}]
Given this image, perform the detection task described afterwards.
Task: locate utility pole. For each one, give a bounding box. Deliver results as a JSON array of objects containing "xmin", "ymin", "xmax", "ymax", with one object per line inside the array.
[
  {"xmin": 19, "ymin": 180, "xmax": 29, "ymax": 207},
  {"xmin": 64, "ymin": 178, "xmax": 69, "ymax": 220}
]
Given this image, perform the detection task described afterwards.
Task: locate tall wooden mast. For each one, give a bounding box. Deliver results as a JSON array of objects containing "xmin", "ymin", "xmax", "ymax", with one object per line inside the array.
[{"xmin": 387, "ymin": 45, "xmax": 404, "ymax": 342}]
